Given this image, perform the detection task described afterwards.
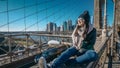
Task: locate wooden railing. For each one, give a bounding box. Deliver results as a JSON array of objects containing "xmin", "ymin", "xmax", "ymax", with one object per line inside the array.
[
  {"xmin": 87, "ymin": 30, "xmax": 113, "ymax": 68},
  {"xmin": 0, "ymin": 33, "xmax": 72, "ymax": 67},
  {"xmin": 0, "ymin": 30, "xmax": 113, "ymax": 68}
]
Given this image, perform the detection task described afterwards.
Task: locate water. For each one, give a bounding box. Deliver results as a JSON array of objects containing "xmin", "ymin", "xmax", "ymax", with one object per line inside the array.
[{"xmin": 13, "ymin": 35, "xmax": 62, "ymax": 44}]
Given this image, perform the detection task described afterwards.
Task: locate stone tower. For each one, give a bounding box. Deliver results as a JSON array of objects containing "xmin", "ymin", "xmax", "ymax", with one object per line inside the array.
[{"xmin": 94, "ymin": 0, "xmax": 103, "ymax": 29}]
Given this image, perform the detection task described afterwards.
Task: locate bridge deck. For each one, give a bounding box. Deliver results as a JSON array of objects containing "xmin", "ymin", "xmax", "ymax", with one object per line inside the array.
[
  {"xmin": 0, "ymin": 31, "xmax": 112, "ymax": 68},
  {"xmin": 30, "ymin": 37, "xmax": 104, "ymax": 68}
]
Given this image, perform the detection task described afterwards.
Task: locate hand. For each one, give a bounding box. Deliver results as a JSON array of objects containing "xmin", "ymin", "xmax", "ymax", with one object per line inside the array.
[{"xmin": 74, "ymin": 45, "xmax": 80, "ymax": 50}]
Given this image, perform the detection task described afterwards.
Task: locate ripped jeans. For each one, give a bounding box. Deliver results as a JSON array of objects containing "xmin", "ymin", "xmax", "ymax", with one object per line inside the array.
[{"xmin": 51, "ymin": 46, "xmax": 98, "ymax": 68}]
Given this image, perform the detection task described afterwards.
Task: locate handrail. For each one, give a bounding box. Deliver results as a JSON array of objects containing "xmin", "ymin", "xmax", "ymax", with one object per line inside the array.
[
  {"xmin": 0, "ymin": 30, "xmax": 113, "ymax": 67},
  {"xmin": 0, "ymin": 33, "xmax": 71, "ymax": 38},
  {"xmin": 87, "ymin": 30, "xmax": 113, "ymax": 68}
]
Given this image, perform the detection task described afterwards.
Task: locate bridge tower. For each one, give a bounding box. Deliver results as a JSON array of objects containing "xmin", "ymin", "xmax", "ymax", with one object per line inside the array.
[
  {"xmin": 94, "ymin": 0, "xmax": 103, "ymax": 29},
  {"xmin": 115, "ymin": 0, "xmax": 120, "ymax": 39},
  {"xmin": 107, "ymin": 1, "xmax": 120, "ymax": 68},
  {"xmin": 113, "ymin": 0, "xmax": 120, "ymax": 61}
]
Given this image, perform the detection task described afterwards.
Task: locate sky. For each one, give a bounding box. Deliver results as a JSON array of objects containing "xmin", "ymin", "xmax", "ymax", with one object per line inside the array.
[{"xmin": 0, "ymin": 0, "xmax": 114, "ymax": 31}]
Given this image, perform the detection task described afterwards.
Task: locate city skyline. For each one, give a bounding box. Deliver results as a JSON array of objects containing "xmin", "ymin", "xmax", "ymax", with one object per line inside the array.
[
  {"xmin": 46, "ymin": 19, "xmax": 75, "ymax": 32},
  {"xmin": 0, "ymin": 0, "xmax": 114, "ymax": 31}
]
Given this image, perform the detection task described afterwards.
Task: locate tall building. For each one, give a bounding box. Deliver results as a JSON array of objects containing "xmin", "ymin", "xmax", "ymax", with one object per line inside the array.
[
  {"xmin": 53, "ymin": 23, "xmax": 57, "ymax": 31},
  {"xmin": 63, "ymin": 21, "xmax": 67, "ymax": 31},
  {"xmin": 72, "ymin": 25, "xmax": 76, "ymax": 31},
  {"xmin": 56, "ymin": 26, "xmax": 60, "ymax": 32},
  {"xmin": 46, "ymin": 22, "xmax": 53, "ymax": 32},
  {"xmin": 60, "ymin": 25, "xmax": 64, "ymax": 31},
  {"xmin": 94, "ymin": 0, "xmax": 103, "ymax": 29},
  {"xmin": 46, "ymin": 24, "xmax": 48, "ymax": 31},
  {"xmin": 67, "ymin": 20, "xmax": 72, "ymax": 31}
]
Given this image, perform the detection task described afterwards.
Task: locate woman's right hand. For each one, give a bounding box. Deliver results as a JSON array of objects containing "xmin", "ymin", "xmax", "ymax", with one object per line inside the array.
[
  {"xmin": 73, "ymin": 44, "xmax": 79, "ymax": 50},
  {"xmin": 73, "ymin": 36, "xmax": 78, "ymax": 47}
]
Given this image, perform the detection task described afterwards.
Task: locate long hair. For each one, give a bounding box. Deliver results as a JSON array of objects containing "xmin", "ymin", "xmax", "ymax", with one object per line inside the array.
[{"xmin": 78, "ymin": 10, "xmax": 90, "ymax": 37}]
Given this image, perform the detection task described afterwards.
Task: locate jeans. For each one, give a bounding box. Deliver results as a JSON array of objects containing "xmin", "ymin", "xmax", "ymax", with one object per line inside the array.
[{"xmin": 51, "ymin": 46, "xmax": 98, "ymax": 68}]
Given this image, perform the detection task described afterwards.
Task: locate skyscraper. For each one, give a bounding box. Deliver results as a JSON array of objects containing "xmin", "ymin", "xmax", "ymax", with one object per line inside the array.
[
  {"xmin": 53, "ymin": 23, "xmax": 57, "ymax": 31},
  {"xmin": 60, "ymin": 25, "xmax": 64, "ymax": 31},
  {"xmin": 63, "ymin": 21, "xmax": 67, "ymax": 31},
  {"xmin": 67, "ymin": 20, "xmax": 72, "ymax": 31},
  {"xmin": 46, "ymin": 22, "xmax": 57, "ymax": 32},
  {"xmin": 46, "ymin": 24, "xmax": 48, "ymax": 31},
  {"xmin": 56, "ymin": 26, "xmax": 60, "ymax": 32},
  {"xmin": 46, "ymin": 22, "xmax": 53, "ymax": 32},
  {"xmin": 72, "ymin": 25, "xmax": 76, "ymax": 31}
]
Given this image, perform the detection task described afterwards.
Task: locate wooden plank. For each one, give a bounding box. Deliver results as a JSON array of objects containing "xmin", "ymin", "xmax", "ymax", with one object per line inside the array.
[{"xmin": 0, "ymin": 54, "xmax": 40, "ymax": 68}]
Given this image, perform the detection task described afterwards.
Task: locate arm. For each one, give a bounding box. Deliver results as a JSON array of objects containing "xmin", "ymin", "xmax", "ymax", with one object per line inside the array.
[
  {"xmin": 71, "ymin": 25, "xmax": 79, "ymax": 46},
  {"xmin": 89, "ymin": 28, "xmax": 96, "ymax": 47}
]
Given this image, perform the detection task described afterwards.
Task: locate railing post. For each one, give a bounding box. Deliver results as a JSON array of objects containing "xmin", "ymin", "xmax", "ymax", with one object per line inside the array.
[
  {"xmin": 39, "ymin": 36, "xmax": 42, "ymax": 53},
  {"xmin": 26, "ymin": 34, "xmax": 29, "ymax": 56},
  {"xmin": 108, "ymin": 34, "xmax": 113, "ymax": 68},
  {"xmin": 8, "ymin": 35, "xmax": 12, "ymax": 63}
]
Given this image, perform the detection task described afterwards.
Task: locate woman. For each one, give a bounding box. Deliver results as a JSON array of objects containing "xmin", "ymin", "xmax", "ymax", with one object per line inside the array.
[{"xmin": 39, "ymin": 11, "xmax": 98, "ymax": 68}]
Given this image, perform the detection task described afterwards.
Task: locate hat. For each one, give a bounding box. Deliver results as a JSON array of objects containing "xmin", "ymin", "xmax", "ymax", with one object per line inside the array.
[{"xmin": 78, "ymin": 10, "xmax": 90, "ymax": 24}]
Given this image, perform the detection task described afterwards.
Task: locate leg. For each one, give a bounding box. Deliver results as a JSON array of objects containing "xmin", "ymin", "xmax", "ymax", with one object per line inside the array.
[
  {"xmin": 38, "ymin": 57, "xmax": 47, "ymax": 68},
  {"xmin": 76, "ymin": 50, "xmax": 98, "ymax": 63},
  {"xmin": 65, "ymin": 50, "xmax": 98, "ymax": 65},
  {"xmin": 51, "ymin": 46, "xmax": 79, "ymax": 68}
]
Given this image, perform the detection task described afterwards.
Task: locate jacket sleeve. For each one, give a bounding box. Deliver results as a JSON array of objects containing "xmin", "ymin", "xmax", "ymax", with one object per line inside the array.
[{"xmin": 89, "ymin": 28, "xmax": 96, "ymax": 46}]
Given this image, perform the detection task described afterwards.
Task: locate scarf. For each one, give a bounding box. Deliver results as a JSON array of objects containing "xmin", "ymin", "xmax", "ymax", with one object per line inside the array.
[{"xmin": 72, "ymin": 23, "xmax": 93, "ymax": 49}]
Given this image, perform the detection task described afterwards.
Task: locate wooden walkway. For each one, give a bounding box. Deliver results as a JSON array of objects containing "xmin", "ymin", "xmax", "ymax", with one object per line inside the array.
[{"xmin": 30, "ymin": 37, "xmax": 106, "ymax": 68}]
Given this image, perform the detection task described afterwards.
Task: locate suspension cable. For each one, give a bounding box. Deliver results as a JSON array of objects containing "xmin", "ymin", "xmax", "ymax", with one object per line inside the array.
[
  {"xmin": 46, "ymin": 1, "xmax": 48, "ymax": 24},
  {"xmin": 1, "ymin": 0, "xmax": 79, "ymax": 32},
  {"xmin": 0, "ymin": 0, "xmax": 56, "ymax": 14},
  {"xmin": 0, "ymin": 0, "xmax": 62, "ymax": 28},
  {"xmin": 24, "ymin": 0, "xmax": 26, "ymax": 32},
  {"xmin": 53, "ymin": 1, "xmax": 79, "ymax": 24},
  {"xmin": 7, "ymin": 0, "xmax": 9, "ymax": 32},
  {"xmin": 53, "ymin": 1, "xmax": 79, "ymax": 37},
  {"xmin": 36, "ymin": 0, "xmax": 39, "ymax": 31},
  {"xmin": 51, "ymin": 0, "xmax": 79, "ymax": 36},
  {"xmin": 67, "ymin": 2, "xmax": 81, "ymax": 24},
  {"xmin": 6, "ymin": 0, "xmax": 12, "ymax": 56},
  {"xmin": 22, "ymin": 0, "xmax": 71, "ymax": 31}
]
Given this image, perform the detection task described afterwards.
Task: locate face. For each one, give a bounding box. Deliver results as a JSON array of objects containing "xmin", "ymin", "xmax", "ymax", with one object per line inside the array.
[{"xmin": 78, "ymin": 18, "xmax": 85, "ymax": 27}]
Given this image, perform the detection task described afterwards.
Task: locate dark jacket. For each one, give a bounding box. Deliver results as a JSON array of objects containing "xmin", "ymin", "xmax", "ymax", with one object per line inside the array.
[{"xmin": 81, "ymin": 28, "xmax": 96, "ymax": 50}]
